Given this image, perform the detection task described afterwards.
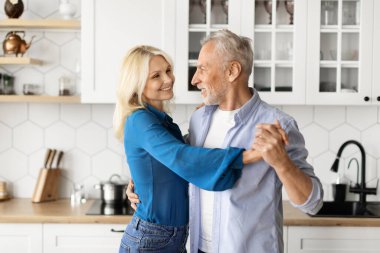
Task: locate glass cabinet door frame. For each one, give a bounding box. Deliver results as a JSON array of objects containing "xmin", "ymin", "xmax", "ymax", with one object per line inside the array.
[
  {"xmin": 240, "ymin": 0, "xmax": 307, "ymax": 105},
  {"xmin": 306, "ymin": 0, "xmax": 374, "ymax": 105},
  {"xmin": 372, "ymin": 0, "xmax": 380, "ymax": 104},
  {"xmin": 175, "ymin": 0, "xmax": 238, "ymax": 104}
]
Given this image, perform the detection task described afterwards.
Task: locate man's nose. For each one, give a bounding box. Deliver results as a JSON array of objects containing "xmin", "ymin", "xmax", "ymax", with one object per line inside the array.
[{"xmin": 191, "ymin": 70, "xmax": 199, "ymax": 86}]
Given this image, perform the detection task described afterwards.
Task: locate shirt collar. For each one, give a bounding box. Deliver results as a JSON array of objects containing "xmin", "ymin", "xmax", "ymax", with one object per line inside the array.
[
  {"xmin": 145, "ymin": 103, "xmax": 173, "ymax": 123},
  {"xmin": 202, "ymin": 88, "xmax": 262, "ymax": 124}
]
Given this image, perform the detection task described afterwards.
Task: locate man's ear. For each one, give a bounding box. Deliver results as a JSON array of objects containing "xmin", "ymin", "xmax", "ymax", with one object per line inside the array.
[{"xmin": 227, "ymin": 61, "xmax": 242, "ymax": 82}]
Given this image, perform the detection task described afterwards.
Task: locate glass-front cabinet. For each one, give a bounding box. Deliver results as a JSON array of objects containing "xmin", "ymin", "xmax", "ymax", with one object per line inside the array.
[
  {"xmin": 176, "ymin": 0, "xmax": 306, "ymax": 104},
  {"xmin": 306, "ymin": 0, "xmax": 377, "ymax": 105},
  {"xmin": 175, "ymin": 0, "xmax": 379, "ymax": 105},
  {"xmin": 246, "ymin": 0, "xmax": 307, "ymax": 104},
  {"xmin": 175, "ymin": 0, "xmax": 231, "ymax": 104}
]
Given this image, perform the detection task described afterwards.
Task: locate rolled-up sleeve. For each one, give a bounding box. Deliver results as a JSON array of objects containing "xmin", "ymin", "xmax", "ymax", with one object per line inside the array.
[{"xmin": 284, "ymin": 118, "xmax": 324, "ymax": 214}]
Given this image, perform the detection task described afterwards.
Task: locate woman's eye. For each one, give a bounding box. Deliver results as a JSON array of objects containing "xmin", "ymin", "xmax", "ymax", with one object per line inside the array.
[
  {"xmin": 166, "ymin": 69, "xmax": 171, "ymax": 73},
  {"xmin": 153, "ymin": 74, "xmax": 159, "ymax": 79}
]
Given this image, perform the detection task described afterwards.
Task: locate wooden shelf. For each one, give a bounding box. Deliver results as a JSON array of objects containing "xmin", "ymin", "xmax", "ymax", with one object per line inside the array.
[
  {"xmin": 0, "ymin": 57, "xmax": 42, "ymax": 65},
  {"xmin": 0, "ymin": 95, "xmax": 80, "ymax": 103},
  {"xmin": 0, "ymin": 19, "xmax": 80, "ymax": 30}
]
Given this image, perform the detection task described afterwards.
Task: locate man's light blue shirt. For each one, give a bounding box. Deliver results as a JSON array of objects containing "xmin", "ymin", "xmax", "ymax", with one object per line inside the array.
[{"xmin": 188, "ymin": 90, "xmax": 323, "ymax": 253}]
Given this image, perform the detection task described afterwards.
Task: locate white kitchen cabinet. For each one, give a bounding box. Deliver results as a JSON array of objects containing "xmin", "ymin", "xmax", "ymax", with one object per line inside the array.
[
  {"xmin": 284, "ymin": 225, "xmax": 288, "ymax": 253},
  {"xmin": 81, "ymin": 0, "xmax": 176, "ymax": 103},
  {"xmin": 175, "ymin": 0, "xmax": 235, "ymax": 104},
  {"xmin": 176, "ymin": 0, "xmax": 307, "ymax": 104},
  {"xmin": 0, "ymin": 224, "xmax": 43, "ymax": 253},
  {"xmin": 241, "ymin": 0, "xmax": 308, "ymax": 104},
  {"xmin": 43, "ymin": 223, "xmax": 126, "ymax": 253},
  {"xmin": 288, "ymin": 226, "xmax": 380, "ymax": 253},
  {"xmin": 306, "ymin": 0, "xmax": 380, "ymax": 105},
  {"xmin": 176, "ymin": 0, "xmax": 379, "ymax": 105}
]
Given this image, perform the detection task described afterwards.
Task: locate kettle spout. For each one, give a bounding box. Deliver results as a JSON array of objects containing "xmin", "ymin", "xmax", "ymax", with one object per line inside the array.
[{"xmin": 25, "ymin": 35, "xmax": 35, "ymax": 49}]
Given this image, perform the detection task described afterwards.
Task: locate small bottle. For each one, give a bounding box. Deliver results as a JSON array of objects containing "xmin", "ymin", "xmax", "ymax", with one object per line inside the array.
[{"xmin": 70, "ymin": 183, "xmax": 86, "ymax": 206}]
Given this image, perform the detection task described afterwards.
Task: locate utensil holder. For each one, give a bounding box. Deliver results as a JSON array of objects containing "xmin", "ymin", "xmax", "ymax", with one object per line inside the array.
[{"xmin": 32, "ymin": 168, "xmax": 61, "ymax": 203}]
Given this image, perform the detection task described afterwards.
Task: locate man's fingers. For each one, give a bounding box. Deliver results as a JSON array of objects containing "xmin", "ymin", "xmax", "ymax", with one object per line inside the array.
[
  {"xmin": 278, "ymin": 128, "xmax": 289, "ymax": 145},
  {"xmin": 256, "ymin": 120, "xmax": 289, "ymax": 145}
]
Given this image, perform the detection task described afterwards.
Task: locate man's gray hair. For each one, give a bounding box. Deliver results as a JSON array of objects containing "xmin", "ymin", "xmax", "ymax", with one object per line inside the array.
[{"xmin": 201, "ymin": 29, "xmax": 253, "ymax": 76}]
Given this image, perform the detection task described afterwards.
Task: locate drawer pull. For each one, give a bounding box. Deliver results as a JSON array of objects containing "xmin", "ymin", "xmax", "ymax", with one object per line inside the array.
[{"xmin": 111, "ymin": 228, "xmax": 125, "ymax": 233}]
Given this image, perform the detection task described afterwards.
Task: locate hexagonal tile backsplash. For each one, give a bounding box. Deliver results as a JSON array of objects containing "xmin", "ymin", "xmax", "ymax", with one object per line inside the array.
[{"xmin": 1, "ymin": 103, "xmax": 380, "ymax": 202}]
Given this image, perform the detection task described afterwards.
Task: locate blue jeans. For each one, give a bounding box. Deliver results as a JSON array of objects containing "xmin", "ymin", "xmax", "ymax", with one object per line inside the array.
[{"xmin": 119, "ymin": 215, "xmax": 188, "ymax": 253}]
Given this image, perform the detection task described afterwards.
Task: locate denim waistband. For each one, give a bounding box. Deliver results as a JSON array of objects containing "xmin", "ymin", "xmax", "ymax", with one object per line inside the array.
[{"xmin": 130, "ymin": 215, "xmax": 188, "ymax": 233}]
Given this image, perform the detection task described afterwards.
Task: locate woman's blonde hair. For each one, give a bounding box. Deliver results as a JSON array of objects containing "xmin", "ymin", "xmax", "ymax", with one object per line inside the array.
[{"xmin": 113, "ymin": 45, "xmax": 174, "ymax": 141}]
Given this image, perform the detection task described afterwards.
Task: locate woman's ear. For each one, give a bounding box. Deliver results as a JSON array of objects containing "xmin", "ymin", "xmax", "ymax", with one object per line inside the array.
[{"xmin": 227, "ymin": 61, "xmax": 242, "ymax": 82}]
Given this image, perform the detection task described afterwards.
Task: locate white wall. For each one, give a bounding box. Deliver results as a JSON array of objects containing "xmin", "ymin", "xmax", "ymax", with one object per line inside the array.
[{"xmin": 0, "ymin": 103, "xmax": 380, "ymax": 202}]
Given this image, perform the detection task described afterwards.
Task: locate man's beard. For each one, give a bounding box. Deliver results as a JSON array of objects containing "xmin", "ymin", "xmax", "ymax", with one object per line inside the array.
[{"xmin": 203, "ymin": 82, "xmax": 228, "ymax": 105}]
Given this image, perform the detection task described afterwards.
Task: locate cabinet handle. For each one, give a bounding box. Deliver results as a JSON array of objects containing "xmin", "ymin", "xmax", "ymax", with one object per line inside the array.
[
  {"xmin": 110, "ymin": 228, "xmax": 125, "ymax": 233},
  {"xmin": 377, "ymin": 96, "xmax": 380, "ymax": 102},
  {"xmin": 364, "ymin": 96, "xmax": 370, "ymax": 102}
]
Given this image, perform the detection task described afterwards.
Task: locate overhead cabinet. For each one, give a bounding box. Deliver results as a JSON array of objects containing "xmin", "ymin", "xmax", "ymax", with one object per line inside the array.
[
  {"xmin": 81, "ymin": 0, "xmax": 379, "ymax": 105},
  {"xmin": 306, "ymin": 0, "xmax": 379, "ymax": 105},
  {"xmin": 81, "ymin": 0, "xmax": 176, "ymax": 103},
  {"xmin": 175, "ymin": 0, "xmax": 380, "ymax": 105}
]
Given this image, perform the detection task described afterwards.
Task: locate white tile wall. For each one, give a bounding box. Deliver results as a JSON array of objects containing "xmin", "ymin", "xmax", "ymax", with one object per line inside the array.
[
  {"xmin": 1, "ymin": 103, "xmax": 380, "ymax": 202},
  {"xmin": 0, "ymin": 0, "xmax": 379, "ymax": 202}
]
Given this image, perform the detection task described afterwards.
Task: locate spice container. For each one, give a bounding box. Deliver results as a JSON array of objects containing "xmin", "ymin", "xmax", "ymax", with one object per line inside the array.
[
  {"xmin": 1, "ymin": 74, "xmax": 15, "ymax": 95},
  {"xmin": 59, "ymin": 76, "xmax": 75, "ymax": 96},
  {"xmin": 23, "ymin": 83, "xmax": 42, "ymax": 95}
]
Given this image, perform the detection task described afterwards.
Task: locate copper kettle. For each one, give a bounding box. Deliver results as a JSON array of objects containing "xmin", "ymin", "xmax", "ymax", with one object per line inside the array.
[{"xmin": 2, "ymin": 31, "xmax": 34, "ymax": 57}]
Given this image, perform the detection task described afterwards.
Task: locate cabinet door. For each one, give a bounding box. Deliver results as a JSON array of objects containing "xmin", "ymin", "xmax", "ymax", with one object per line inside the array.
[
  {"xmin": 306, "ymin": 0, "xmax": 374, "ymax": 105},
  {"xmin": 43, "ymin": 224, "xmax": 126, "ymax": 253},
  {"xmin": 283, "ymin": 225, "xmax": 288, "ymax": 253},
  {"xmin": 372, "ymin": 0, "xmax": 380, "ymax": 104},
  {"xmin": 240, "ymin": 0, "xmax": 307, "ymax": 105},
  {"xmin": 288, "ymin": 226, "xmax": 380, "ymax": 253},
  {"xmin": 0, "ymin": 224, "xmax": 43, "ymax": 253},
  {"xmin": 175, "ymin": 0, "xmax": 235, "ymax": 104},
  {"xmin": 81, "ymin": 0, "xmax": 176, "ymax": 103}
]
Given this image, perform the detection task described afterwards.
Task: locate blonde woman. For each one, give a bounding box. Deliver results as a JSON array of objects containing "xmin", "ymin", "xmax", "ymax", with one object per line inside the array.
[{"xmin": 114, "ymin": 45, "xmax": 278, "ymax": 253}]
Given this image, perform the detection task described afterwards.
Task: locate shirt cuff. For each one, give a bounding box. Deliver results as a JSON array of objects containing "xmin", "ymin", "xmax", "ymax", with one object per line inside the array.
[{"xmin": 290, "ymin": 177, "xmax": 324, "ymax": 215}]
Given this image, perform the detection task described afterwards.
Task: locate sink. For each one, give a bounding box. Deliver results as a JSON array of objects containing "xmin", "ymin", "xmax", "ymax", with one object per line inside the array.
[{"xmin": 309, "ymin": 201, "xmax": 380, "ymax": 218}]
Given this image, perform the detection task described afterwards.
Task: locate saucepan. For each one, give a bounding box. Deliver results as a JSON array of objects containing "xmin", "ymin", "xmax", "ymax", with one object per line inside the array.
[{"xmin": 94, "ymin": 174, "xmax": 129, "ymax": 205}]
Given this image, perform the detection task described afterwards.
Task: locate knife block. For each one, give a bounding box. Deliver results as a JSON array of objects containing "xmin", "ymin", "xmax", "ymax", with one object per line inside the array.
[{"xmin": 32, "ymin": 168, "xmax": 61, "ymax": 203}]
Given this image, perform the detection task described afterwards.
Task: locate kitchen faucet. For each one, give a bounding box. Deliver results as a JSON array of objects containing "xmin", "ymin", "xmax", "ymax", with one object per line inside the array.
[{"xmin": 330, "ymin": 140, "xmax": 377, "ymax": 206}]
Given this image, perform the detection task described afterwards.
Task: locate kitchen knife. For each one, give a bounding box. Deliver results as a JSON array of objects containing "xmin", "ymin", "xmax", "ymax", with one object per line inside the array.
[
  {"xmin": 47, "ymin": 149, "xmax": 57, "ymax": 169},
  {"xmin": 43, "ymin": 148, "xmax": 52, "ymax": 168},
  {"xmin": 54, "ymin": 151, "xmax": 64, "ymax": 168}
]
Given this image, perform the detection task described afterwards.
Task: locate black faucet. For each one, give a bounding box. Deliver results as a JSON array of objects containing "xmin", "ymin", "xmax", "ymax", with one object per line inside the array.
[{"xmin": 330, "ymin": 140, "xmax": 377, "ymax": 206}]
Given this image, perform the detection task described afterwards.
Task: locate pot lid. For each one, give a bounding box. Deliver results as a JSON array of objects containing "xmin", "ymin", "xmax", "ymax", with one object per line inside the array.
[{"xmin": 101, "ymin": 174, "xmax": 128, "ymax": 186}]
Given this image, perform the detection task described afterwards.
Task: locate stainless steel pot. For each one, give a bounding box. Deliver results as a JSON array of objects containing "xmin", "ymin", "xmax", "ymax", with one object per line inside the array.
[{"xmin": 94, "ymin": 174, "xmax": 128, "ymax": 205}]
